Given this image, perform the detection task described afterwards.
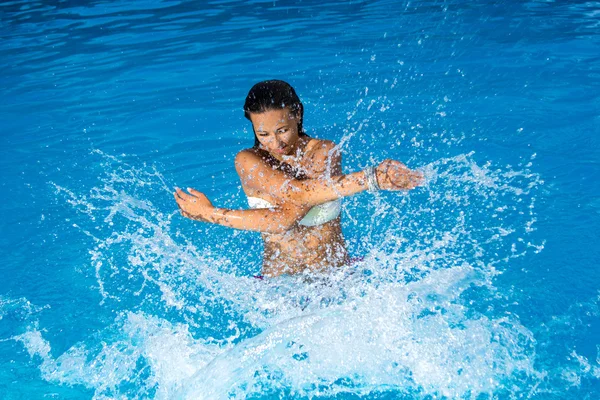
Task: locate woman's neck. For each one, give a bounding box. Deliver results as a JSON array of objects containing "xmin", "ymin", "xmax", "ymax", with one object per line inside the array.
[{"xmin": 256, "ymin": 138, "xmax": 313, "ymax": 180}]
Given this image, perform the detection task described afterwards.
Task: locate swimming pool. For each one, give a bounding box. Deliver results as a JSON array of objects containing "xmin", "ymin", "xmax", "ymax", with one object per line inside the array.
[{"xmin": 1, "ymin": 0, "xmax": 599, "ymax": 398}]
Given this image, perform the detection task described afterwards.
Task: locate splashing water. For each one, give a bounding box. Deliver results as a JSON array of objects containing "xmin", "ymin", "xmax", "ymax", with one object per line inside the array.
[{"xmin": 8, "ymin": 148, "xmax": 552, "ymax": 399}]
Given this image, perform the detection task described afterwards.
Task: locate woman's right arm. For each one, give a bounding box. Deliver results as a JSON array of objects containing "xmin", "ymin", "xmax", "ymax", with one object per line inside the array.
[{"xmin": 174, "ymin": 187, "xmax": 310, "ymax": 234}]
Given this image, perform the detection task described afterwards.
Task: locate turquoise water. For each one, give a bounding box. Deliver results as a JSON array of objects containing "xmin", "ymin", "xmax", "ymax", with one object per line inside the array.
[{"xmin": 1, "ymin": 0, "xmax": 599, "ymax": 398}]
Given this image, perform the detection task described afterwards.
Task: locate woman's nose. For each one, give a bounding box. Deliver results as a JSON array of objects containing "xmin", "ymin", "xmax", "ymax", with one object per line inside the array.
[{"xmin": 273, "ymin": 136, "xmax": 285, "ymax": 146}]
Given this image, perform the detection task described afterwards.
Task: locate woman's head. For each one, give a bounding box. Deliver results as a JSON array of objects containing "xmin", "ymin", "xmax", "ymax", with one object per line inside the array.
[{"xmin": 244, "ymin": 80, "xmax": 306, "ymax": 149}]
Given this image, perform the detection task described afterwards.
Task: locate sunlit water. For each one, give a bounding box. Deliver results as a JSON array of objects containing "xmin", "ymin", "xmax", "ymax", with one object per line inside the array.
[{"xmin": 1, "ymin": 0, "xmax": 599, "ymax": 399}]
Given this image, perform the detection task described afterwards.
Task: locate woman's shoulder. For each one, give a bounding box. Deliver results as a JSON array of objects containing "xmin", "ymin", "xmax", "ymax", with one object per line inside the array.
[
  {"xmin": 236, "ymin": 148, "xmax": 255, "ymax": 158},
  {"xmin": 306, "ymin": 138, "xmax": 337, "ymax": 157},
  {"xmin": 236, "ymin": 147, "xmax": 268, "ymax": 162},
  {"xmin": 303, "ymin": 138, "xmax": 341, "ymax": 175},
  {"xmin": 235, "ymin": 148, "xmax": 277, "ymax": 174},
  {"xmin": 235, "ymin": 148, "xmax": 258, "ymax": 170},
  {"xmin": 305, "ymin": 138, "xmax": 340, "ymax": 163}
]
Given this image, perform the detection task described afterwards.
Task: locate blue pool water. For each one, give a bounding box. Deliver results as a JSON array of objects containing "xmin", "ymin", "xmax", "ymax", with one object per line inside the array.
[{"xmin": 1, "ymin": 0, "xmax": 599, "ymax": 398}]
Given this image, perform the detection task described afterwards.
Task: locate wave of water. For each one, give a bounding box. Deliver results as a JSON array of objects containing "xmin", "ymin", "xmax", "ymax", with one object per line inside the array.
[{"xmin": 3, "ymin": 147, "xmax": 575, "ymax": 399}]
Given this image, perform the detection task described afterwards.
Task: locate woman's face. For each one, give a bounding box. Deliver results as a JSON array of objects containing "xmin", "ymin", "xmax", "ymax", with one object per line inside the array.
[{"xmin": 249, "ymin": 108, "xmax": 301, "ymax": 159}]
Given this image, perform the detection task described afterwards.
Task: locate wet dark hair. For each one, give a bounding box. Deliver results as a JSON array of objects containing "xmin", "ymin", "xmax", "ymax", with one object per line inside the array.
[{"xmin": 243, "ymin": 80, "xmax": 306, "ymax": 147}]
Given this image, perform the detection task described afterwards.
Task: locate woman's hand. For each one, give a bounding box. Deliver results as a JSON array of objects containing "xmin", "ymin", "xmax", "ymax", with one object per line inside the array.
[
  {"xmin": 376, "ymin": 159, "xmax": 424, "ymax": 191},
  {"xmin": 174, "ymin": 187, "xmax": 214, "ymax": 221}
]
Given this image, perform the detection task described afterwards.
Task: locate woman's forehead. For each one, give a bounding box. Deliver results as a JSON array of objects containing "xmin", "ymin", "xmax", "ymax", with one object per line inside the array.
[{"xmin": 250, "ymin": 108, "xmax": 296, "ymax": 128}]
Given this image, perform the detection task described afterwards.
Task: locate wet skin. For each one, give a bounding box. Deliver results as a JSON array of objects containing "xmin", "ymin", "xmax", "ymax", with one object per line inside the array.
[
  {"xmin": 244, "ymin": 109, "xmax": 348, "ymax": 276},
  {"xmin": 173, "ymin": 108, "xmax": 424, "ymax": 277}
]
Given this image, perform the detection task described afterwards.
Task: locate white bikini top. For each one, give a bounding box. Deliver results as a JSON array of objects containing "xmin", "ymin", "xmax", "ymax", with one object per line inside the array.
[{"xmin": 247, "ymin": 196, "xmax": 342, "ymax": 227}]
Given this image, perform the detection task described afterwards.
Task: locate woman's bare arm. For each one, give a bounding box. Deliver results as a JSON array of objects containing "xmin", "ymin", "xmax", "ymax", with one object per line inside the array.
[
  {"xmin": 174, "ymin": 188, "xmax": 309, "ymax": 234},
  {"xmin": 234, "ymin": 149, "xmax": 360, "ymax": 207},
  {"xmin": 234, "ymin": 146, "xmax": 421, "ymax": 207}
]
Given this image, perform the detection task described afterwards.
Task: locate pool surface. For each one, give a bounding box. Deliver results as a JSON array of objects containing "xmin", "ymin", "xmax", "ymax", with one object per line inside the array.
[{"xmin": 1, "ymin": 0, "xmax": 599, "ymax": 398}]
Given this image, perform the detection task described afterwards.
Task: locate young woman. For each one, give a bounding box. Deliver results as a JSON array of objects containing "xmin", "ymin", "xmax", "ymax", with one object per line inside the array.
[{"xmin": 174, "ymin": 80, "xmax": 422, "ymax": 277}]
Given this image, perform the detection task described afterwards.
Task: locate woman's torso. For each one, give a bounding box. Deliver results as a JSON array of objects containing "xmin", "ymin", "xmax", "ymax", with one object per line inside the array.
[{"xmin": 239, "ymin": 138, "xmax": 348, "ymax": 277}]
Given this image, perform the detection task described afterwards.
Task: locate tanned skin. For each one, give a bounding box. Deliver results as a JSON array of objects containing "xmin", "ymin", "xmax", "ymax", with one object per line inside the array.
[{"xmin": 174, "ymin": 108, "xmax": 423, "ymax": 277}]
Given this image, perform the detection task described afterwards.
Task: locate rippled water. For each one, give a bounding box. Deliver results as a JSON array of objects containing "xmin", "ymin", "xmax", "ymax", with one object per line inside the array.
[{"xmin": 1, "ymin": 0, "xmax": 599, "ymax": 398}]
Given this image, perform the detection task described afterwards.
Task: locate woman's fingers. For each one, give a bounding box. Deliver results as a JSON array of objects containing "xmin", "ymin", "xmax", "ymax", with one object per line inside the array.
[
  {"xmin": 175, "ymin": 187, "xmax": 198, "ymax": 203},
  {"xmin": 173, "ymin": 192, "xmax": 188, "ymax": 218},
  {"xmin": 187, "ymin": 188, "xmax": 213, "ymax": 207},
  {"xmin": 411, "ymin": 170, "xmax": 425, "ymax": 186},
  {"xmin": 376, "ymin": 160, "xmax": 424, "ymax": 190},
  {"xmin": 173, "ymin": 191, "xmax": 186, "ymax": 206},
  {"xmin": 392, "ymin": 170, "xmax": 419, "ymax": 188},
  {"xmin": 175, "ymin": 187, "xmax": 189, "ymax": 200},
  {"xmin": 175, "ymin": 187, "xmax": 209, "ymax": 202},
  {"xmin": 187, "ymin": 188, "xmax": 206, "ymax": 199},
  {"xmin": 174, "ymin": 187, "xmax": 213, "ymax": 221}
]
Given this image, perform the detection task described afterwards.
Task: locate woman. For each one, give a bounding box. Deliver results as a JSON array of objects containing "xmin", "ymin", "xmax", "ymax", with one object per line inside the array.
[{"xmin": 174, "ymin": 80, "xmax": 422, "ymax": 277}]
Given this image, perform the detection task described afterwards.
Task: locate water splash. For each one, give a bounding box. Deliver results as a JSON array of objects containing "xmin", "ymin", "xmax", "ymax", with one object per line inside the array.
[{"xmin": 10, "ymin": 149, "xmax": 555, "ymax": 398}]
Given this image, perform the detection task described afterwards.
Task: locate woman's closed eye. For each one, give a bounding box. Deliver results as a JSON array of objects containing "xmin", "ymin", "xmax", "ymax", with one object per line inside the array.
[{"xmin": 258, "ymin": 128, "xmax": 287, "ymax": 136}]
